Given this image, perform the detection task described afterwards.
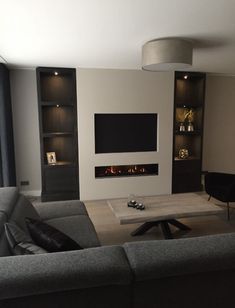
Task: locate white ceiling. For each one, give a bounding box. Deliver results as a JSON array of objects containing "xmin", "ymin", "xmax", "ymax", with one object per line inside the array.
[{"xmin": 1, "ymin": 0, "xmax": 235, "ymax": 74}]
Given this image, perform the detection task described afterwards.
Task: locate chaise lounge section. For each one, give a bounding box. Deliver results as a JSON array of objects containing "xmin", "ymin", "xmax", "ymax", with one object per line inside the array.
[{"xmin": 1, "ymin": 187, "xmax": 235, "ymax": 307}]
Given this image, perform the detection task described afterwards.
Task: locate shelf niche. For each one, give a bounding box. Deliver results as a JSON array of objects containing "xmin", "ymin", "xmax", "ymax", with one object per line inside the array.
[
  {"xmin": 37, "ymin": 67, "xmax": 79, "ymax": 202},
  {"xmin": 172, "ymin": 72, "xmax": 206, "ymax": 193}
]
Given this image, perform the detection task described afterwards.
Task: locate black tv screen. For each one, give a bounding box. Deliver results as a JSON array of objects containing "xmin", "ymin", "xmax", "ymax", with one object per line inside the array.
[{"xmin": 95, "ymin": 113, "xmax": 157, "ymax": 153}]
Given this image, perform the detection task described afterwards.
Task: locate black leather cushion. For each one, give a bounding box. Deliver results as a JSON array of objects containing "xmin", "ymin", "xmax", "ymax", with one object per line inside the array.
[
  {"xmin": 4, "ymin": 222, "xmax": 48, "ymax": 255},
  {"xmin": 25, "ymin": 217, "xmax": 83, "ymax": 252}
]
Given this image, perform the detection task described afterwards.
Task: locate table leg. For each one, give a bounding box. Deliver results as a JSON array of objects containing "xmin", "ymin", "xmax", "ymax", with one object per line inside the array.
[
  {"xmin": 131, "ymin": 221, "xmax": 159, "ymax": 236},
  {"xmin": 130, "ymin": 219, "xmax": 191, "ymax": 239},
  {"xmin": 168, "ymin": 219, "xmax": 191, "ymax": 231},
  {"xmin": 159, "ymin": 221, "xmax": 173, "ymax": 239}
]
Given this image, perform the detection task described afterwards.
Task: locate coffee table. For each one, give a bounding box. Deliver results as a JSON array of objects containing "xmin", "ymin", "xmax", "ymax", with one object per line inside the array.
[{"xmin": 108, "ymin": 193, "xmax": 224, "ymax": 239}]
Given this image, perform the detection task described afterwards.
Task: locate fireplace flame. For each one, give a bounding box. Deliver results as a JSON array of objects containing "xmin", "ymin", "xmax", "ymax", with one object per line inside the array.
[{"xmin": 104, "ymin": 165, "xmax": 147, "ymax": 176}]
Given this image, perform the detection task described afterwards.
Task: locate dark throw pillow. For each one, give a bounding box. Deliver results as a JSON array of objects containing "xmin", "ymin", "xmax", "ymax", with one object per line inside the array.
[
  {"xmin": 25, "ymin": 217, "xmax": 83, "ymax": 252},
  {"xmin": 4, "ymin": 222, "xmax": 48, "ymax": 255}
]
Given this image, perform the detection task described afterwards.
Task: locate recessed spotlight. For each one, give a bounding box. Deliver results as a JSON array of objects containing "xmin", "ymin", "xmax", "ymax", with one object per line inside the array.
[
  {"xmin": 54, "ymin": 71, "xmax": 58, "ymax": 76},
  {"xmin": 56, "ymin": 104, "xmax": 60, "ymax": 108},
  {"xmin": 183, "ymin": 75, "xmax": 188, "ymax": 80}
]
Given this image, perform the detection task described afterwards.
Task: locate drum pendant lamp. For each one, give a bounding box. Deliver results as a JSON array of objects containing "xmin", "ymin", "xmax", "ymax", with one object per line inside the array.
[{"xmin": 142, "ymin": 38, "xmax": 193, "ymax": 71}]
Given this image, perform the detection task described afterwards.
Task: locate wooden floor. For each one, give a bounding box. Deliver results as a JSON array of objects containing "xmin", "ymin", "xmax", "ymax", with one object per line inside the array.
[{"xmin": 84, "ymin": 194, "xmax": 235, "ymax": 245}]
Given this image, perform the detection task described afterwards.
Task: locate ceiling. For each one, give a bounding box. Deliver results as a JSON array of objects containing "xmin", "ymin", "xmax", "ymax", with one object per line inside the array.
[{"xmin": 1, "ymin": 0, "xmax": 235, "ymax": 74}]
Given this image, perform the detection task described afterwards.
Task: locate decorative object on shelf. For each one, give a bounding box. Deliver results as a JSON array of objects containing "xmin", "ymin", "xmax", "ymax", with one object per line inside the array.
[
  {"xmin": 46, "ymin": 152, "xmax": 57, "ymax": 165},
  {"xmin": 178, "ymin": 148, "xmax": 189, "ymax": 159},
  {"xmin": 179, "ymin": 122, "xmax": 186, "ymax": 132},
  {"xmin": 184, "ymin": 108, "xmax": 194, "ymax": 131},
  {"xmin": 184, "ymin": 108, "xmax": 194, "ymax": 122},
  {"xmin": 142, "ymin": 38, "xmax": 193, "ymax": 71},
  {"xmin": 187, "ymin": 121, "xmax": 194, "ymax": 132}
]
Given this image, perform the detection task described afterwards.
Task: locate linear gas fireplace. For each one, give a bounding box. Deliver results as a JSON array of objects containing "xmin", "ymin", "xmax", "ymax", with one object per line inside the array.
[{"xmin": 95, "ymin": 164, "xmax": 158, "ymax": 178}]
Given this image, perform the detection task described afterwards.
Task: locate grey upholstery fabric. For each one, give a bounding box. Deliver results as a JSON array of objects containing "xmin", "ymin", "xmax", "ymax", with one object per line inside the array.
[
  {"xmin": 4, "ymin": 223, "xmax": 48, "ymax": 255},
  {"xmin": 0, "ymin": 187, "xmax": 18, "ymax": 218},
  {"xmin": 0, "ymin": 246, "xmax": 132, "ymax": 300},
  {"xmin": 9, "ymin": 195, "xmax": 41, "ymax": 232},
  {"xmin": 124, "ymin": 233, "xmax": 235, "ymax": 281},
  {"xmin": 45, "ymin": 215, "xmax": 100, "ymax": 248},
  {"xmin": 0, "ymin": 212, "xmax": 6, "ymax": 232},
  {"xmin": 34, "ymin": 200, "xmax": 88, "ymax": 220},
  {"xmin": 0, "ymin": 285, "xmax": 131, "ymax": 308},
  {"xmin": 0, "ymin": 212, "xmax": 11, "ymax": 256},
  {"xmin": 131, "ymin": 269, "xmax": 235, "ymax": 308}
]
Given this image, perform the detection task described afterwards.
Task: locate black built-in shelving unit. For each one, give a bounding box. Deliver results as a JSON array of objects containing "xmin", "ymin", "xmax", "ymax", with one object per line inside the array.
[
  {"xmin": 36, "ymin": 67, "xmax": 79, "ymax": 201},
  {"xmin": 172, "ymin": 71, "xmax": 206, "ymax": 193}
]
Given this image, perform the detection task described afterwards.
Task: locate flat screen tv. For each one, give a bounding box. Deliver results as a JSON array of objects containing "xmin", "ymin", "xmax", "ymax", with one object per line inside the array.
[{"xmin": 95, "ymin": 113, "xmax": 158, "ymax": 153}]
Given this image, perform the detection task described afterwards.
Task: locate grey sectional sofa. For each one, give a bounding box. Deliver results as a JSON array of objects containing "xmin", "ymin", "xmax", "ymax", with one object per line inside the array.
[{"xmin": 1, "ymin": 187, "xmax": 235, "ymax": 308}]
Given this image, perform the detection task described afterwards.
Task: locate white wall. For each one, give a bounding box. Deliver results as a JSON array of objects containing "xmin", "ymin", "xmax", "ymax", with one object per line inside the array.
[
  {"xmin": 77, "ymin": 69, "xmax": 174, "ymax": 200},
  {"xmin": 203, "ymin": 75, "xmax": 235, "ymax": 173},
  {"xmin": 10, "ymin": 69, "xmax": 41, "ymax": 195}
]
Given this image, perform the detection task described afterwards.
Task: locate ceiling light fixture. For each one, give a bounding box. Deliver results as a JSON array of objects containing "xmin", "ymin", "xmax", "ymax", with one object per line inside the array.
[{"xmin": 142, "ymin": 38, "xmax": 193, "ymax": 71}]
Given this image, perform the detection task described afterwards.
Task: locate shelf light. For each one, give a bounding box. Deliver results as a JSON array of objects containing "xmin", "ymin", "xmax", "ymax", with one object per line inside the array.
[
  {"xmin": 54, "ymin": 71, "xmax": 58, "ymax": 76},
  {"xmin": 56, "ymin": 104, "xmax": 60, "ymax": 108},
  {"xmin": 183, "ymin": 75, "xmax": 188, "ymax": 80}
]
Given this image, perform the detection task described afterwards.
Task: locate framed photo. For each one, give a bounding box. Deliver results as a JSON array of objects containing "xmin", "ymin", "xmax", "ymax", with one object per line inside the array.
[{"xmin": 46, "ymin": 152, "xmax": 57, "ymax": 165}]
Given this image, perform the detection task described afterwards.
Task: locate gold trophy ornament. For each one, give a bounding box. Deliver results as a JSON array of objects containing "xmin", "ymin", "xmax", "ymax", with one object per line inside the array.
[{"xmin": 184, "ymin": 108, "xmax": 195, "ymax": 132}]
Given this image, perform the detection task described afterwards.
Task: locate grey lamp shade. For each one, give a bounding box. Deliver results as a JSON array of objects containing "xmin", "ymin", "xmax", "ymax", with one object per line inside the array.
[{"xmin": 142, "ymin": 38, "xmax": 192, "ymax": 71}]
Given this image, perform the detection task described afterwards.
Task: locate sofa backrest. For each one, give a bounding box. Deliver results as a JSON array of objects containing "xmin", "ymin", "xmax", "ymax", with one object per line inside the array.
[
  {"xmin": 0, "ymin": 245, "xmax": 132, "ymax": 308},
  {"xmin": 0, "ymin": 187, "xmax": 40, "ymax": 256},
  {"xmin": 124, "ymin": 233, "xmax": 235, "ymax": 308}
]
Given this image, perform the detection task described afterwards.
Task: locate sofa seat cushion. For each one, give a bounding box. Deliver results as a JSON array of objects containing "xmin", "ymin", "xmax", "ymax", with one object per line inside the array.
[
  {"xmin": 45, "ymin": 215, "xmax": 100, "ymax": 248},
  {"xmin": 4, "ymin": 222, "xmax": 48, "ymax": 255},
  {"xmin": 33, "ymin": 200, "xmax": 88, "ymax": 221},
  {"xmin": 25, "ymin": 218, "xmax": 82, "ymax": 252}
]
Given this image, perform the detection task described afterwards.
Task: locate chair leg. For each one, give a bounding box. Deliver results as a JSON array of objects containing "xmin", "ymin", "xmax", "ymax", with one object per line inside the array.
[
  {"xmin": 227, "ymin": 202, "xmax": 230, "ymax": 221},
  {"xmin": 208, "ymin": 195, "xmax": 211, "ymax": 201}
]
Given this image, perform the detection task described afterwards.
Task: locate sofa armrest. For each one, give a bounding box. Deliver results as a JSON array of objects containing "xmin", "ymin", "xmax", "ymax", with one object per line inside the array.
[
  {"xmin": 0, "ymin": 246, "xmax": 132, "ymax": 300},
  {"xmin": 124, "ymin": 233, "xmax": 235, "ymax": 282},
  {"xmin": 33, "ymin": 200, "xmax": 88, "ymax": 220}
]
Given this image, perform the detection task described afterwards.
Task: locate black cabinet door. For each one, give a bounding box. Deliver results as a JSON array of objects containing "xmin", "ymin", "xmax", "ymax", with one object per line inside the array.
[
  {"xmin": 173, "ymin": 160, "xmax": 202, "ymax": 193},
  {"xmin": 44, "ymin": 166, "xmax": 78, "ymax": 193}
]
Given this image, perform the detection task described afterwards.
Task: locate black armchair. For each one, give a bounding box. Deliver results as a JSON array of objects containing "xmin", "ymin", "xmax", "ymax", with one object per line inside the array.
[{"xmin": 205, "ymin": 172, "xmax": 235, "ymax": 220}]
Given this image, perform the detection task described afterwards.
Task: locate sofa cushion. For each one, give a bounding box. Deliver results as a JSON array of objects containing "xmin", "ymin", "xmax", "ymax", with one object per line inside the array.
[
  {"xmin": 124, "ymin": 233, "xmax": 235, "ymax": 282},
  {"xmin": 45, "ymin": 215, "xmax": 100, "ymax": 248},
  {"xmin": 34, "ymin": 200, "xmax": 88, "ymax": 220},
  {"xmin": 4, "ymin": 222, "xmax": 47, "ymax": 255},
  {"xmin": 9, "ymin": 195, "xmax": 40, "ymax": 233},
  {"xmin": 26, "ymin": 218, "xmax": 83, "ymax": 252},
  {"xmin": 0, "ymin": 187, "xmax": 19, "ymax": 219},
  {"xmin": 0, "ymin": 212, "xmax": 11, "ymax": 256}
]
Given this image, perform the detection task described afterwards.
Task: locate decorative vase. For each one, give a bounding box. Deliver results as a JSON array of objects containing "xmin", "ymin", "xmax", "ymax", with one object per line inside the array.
[
  {"xmin": 179, "ymin": 122, "xmax": 185, "ymax": 132},
  {"xmin": 187, "ymin": 121, "xmax": 194, "ymax": 132}
]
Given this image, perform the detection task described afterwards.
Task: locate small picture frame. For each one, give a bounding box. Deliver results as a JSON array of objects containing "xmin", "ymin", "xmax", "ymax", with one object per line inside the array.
[{"xmin": 46, "ymin": 152, "xmax": 57, "ymax": 165}]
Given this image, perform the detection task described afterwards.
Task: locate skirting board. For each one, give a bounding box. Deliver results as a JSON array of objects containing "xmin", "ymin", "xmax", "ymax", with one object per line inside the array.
[{"xmin": 20, "ymin": 190, "xmax": 41, "ymax": 197}]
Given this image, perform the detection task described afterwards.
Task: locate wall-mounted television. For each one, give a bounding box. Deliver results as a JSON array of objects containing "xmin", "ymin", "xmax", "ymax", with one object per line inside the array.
[{"xmin": 95, "ymin": 113, "xmax": 158, "ymax": 153}]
